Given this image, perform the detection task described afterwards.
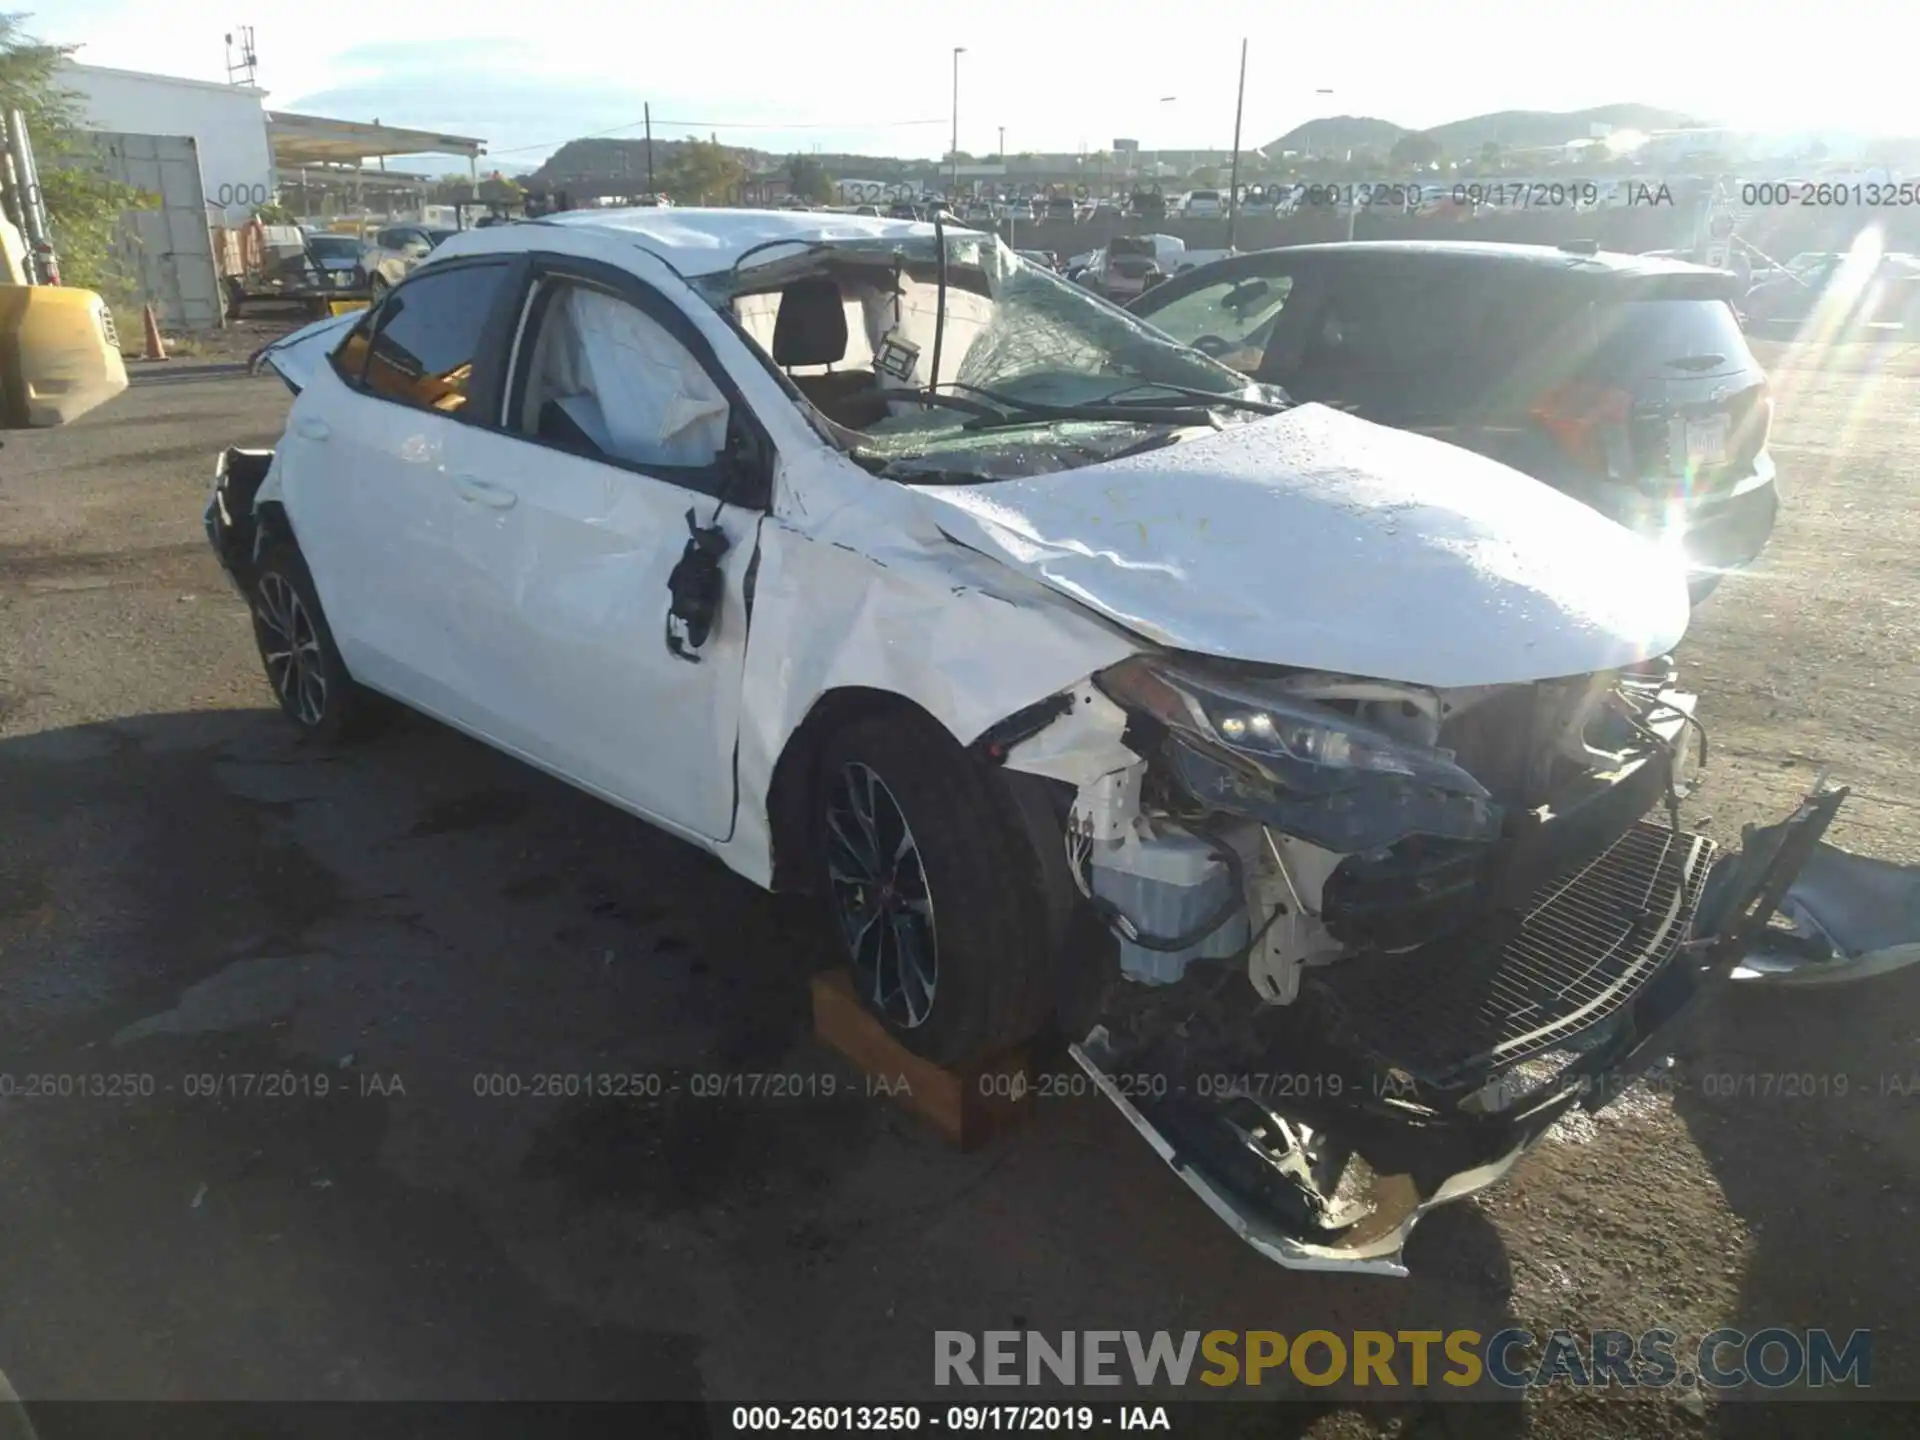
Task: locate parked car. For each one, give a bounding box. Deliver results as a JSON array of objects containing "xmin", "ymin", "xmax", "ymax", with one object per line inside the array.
[
  {"xmin": 1129, "ymin": 241, "xmax": 1780, "ymax": 601},
  {"xmin": 368, "ymin": 224, "xmax": 459, "ymax": 291},
  {"xmin": 1182, "ymin": 189, "xmax": 1225, "ymax": 218},
  {"xmin": 374, "ymin": 223, "xmax": 458, "ymax": 257},
  {"xmin": 1740, "ymin": 250, "xmax": 1920, "ymax": 331},
  {"xmin": 1128, "ymin": 188, "xmax": 1168, "ymax": 223},
  {"xmin": 1092, "ymin": 233, "xmax": 1184, "ymax": 301},
  {"xmin": 214, "ymin": 209, "xmax": 1884, "ymax": 1278},
  {"xmin": 299, "ymin": 234, "xmax": 412, "ymax": 301}
]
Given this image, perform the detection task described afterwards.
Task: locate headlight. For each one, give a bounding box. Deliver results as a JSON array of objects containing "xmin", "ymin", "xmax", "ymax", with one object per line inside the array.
[
  {"xmin": 1096, "ymin": 655, "xmax": 1501, "ymax": 852},
  {"xmin": 1097, "ymin": 656, "xmax": 1486, "ymax": 798}
]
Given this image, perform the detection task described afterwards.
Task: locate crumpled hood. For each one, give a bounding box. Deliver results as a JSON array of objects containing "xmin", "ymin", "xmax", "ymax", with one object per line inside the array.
[
  {"xmin": 908, "ymin": 404, "xmax": 1692, "ymax": 688},
  {"xmin": 251, "ymin": 310, "xmax": 362, "ymax": 393}
]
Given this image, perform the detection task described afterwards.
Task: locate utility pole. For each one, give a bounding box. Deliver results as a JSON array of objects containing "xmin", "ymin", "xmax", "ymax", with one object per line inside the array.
[
  {"xmin": 1226, "ymin": 39, "xmax": 1247, "ymax": 250},
  {"xmin": 951, "ymin": 47, "xmax": 966, "ymax": 198},
  {"xmin": 645, "ymin": 103, "xmax": 655, "ymax": 193}
]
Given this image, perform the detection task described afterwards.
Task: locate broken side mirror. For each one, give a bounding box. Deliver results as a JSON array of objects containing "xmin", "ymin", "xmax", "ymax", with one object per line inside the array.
[{"xmin": 665, "ymin": 507, "xmax": 731, "ymax": 662}]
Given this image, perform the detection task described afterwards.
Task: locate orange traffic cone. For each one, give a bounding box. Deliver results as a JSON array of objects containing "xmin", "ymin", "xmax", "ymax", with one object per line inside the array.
[{"xmin": 142, "ymin": 303, "xmax": 168, "ymax": 361}]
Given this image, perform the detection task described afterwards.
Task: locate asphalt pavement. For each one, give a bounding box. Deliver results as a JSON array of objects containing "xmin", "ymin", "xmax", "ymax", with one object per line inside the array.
[{"xmin": 1, "ymin": 371, "xmax": 1916, "ymax": 1437}]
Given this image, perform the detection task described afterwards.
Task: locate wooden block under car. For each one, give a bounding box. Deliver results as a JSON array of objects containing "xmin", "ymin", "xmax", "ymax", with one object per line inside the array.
[{"xmin": 810, "ymin": 969, "xmax": 1033, "ymax": 1151}]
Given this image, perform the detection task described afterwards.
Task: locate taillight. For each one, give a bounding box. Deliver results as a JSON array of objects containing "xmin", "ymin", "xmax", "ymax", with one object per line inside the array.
[{"xmin": 1530, "ymin": 381, "xmax": 1631, "ymax": 473}]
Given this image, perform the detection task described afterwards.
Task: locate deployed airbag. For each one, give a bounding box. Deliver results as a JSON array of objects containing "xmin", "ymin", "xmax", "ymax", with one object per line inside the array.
[{"xmin": 535, "ymin": 285, "xmax": 730, "ymax": 468}]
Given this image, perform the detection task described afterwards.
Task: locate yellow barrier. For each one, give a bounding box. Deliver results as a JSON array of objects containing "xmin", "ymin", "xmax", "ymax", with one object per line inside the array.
[{"xmin": 0, "ymin": 284, "xmax": 129, "ymax": 428}]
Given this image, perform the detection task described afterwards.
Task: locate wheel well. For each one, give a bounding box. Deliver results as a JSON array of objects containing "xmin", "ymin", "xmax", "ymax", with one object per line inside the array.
[
  {"xmin": 251, "ymin": 500, "xmax": 297, "ymax": 568},
  {"xmin": 764, "ymin": 687, "xmax": 959, "ymax": 894}
]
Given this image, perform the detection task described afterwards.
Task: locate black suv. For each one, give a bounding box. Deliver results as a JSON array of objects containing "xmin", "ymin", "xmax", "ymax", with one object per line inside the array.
[{"xmin": 1128, "ymin": 241, "xmax": 1778, "ymax": 600}]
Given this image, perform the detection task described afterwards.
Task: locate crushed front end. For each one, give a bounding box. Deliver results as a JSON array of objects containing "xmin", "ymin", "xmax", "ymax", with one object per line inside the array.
[{"xmin": 1025, "ymin": 652, "xmax": 1842, "ymax": 1276}]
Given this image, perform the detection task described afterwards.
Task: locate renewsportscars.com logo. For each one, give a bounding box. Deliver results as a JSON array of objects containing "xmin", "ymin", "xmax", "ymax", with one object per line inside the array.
[{"xmin": 934, "ymin": 1328, "xmax": 1872, "ymax": 1390}]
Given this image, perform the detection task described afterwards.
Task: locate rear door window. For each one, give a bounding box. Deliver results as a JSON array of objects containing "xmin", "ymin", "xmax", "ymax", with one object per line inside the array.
[
  {"xmin": 1297, "ymin": 269, "xmax": 1518, "ymax": 417},
  {"xmin": 1303, "ymin": 270, "xmax": 1500, "ymax": 377},
  {"xmin": 355, "ymin": 262, "xmax": 512, "ymax": 415}
]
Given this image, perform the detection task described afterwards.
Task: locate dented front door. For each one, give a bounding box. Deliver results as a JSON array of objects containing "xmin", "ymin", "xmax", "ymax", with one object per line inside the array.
[{"xmin": 437, "ymin": 423, "xmax": 760, "ymax": 841}]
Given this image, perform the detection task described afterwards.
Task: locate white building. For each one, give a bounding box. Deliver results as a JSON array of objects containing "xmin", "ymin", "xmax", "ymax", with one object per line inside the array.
[{"xmin": 59, "ymin": 62, "xmax": 275, "ymax": 223}]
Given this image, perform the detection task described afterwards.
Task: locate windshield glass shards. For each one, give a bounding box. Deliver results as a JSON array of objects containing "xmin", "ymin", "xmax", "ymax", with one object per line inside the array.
[{"xmin": 693, "ymin": 233, "xmax": 1287, "ymax": 483}]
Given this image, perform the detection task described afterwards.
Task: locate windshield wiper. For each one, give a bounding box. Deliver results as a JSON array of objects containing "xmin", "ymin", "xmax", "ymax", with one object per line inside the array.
[
  {"xmin": 1088, "ymin": 381, "xmax": 1291, "ymax": 416},
  {"xmin": 925, "ymin": 381, "xmax": 1223, "ymax": 430}
]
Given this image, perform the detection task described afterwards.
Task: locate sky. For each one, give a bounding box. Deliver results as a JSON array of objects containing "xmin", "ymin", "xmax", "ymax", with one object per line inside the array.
[{"xmin": 40, "ymin": 0, "xmax": 1916, "ymax": 169}]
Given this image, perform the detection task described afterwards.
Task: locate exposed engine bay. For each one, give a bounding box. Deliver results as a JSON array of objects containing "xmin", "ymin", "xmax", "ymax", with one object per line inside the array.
[{"xmin": 1003, "ymin": 650, "xmax": 1831, "ymax": 1275}]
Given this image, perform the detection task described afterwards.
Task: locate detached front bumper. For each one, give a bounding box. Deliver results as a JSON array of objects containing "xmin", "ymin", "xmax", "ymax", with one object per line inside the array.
[
  {"xmin": 1075, "ymin": 784, "xmax": 1882, "ymax": 1277},
  {"xmin": 205, "ymin": 446, "xmax": 275, "ymax": 597}
]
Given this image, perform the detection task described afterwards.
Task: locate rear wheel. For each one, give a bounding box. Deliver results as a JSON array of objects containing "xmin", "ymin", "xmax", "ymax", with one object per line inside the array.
[
  {"xmin": 249, "ymin": 544, "xmax": 389, "ymax": 743},
  {"xmin": 816, "ymin": 714, "xmax": 1055, "ymax": 1068}
]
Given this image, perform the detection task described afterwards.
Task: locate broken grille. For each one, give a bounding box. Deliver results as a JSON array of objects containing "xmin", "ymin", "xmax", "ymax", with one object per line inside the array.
[{"xmin": 1311, "ymin": 821, "xmax": 1717, "ymax": 1090}]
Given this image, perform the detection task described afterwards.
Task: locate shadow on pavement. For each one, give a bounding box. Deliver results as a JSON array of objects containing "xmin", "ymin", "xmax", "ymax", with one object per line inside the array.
[
  {"xmin": 1671, "ymin": 971, "xmax": 1920, "ymax": 1435},
  {"xmin": 0, "ymin": 708, "xmax": 1527, "ymax": 1415}
]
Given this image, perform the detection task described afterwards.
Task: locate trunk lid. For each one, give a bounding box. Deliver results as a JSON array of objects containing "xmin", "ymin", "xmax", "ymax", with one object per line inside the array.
[{"xmin": 1532, "ymin": 277, "xmax": 1770, "ymax": 503}]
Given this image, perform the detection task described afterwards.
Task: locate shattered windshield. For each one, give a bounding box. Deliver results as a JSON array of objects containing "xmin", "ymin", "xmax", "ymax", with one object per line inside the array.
[{"xmin": 694, "ymin": 232, "xmax": 1284, "ymax": 482}]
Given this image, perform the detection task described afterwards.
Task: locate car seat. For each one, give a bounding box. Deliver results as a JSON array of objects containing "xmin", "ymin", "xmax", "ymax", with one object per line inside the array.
[{"xmin": 771, "ymin": 278, "xmax": 889, "ymax": 428}]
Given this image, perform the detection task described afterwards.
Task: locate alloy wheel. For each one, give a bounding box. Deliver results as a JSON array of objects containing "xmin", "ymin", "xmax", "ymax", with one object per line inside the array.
[
  {"xmin": 255, "ymin": 572, "xmax": 328, "ymax": 727},
  {"xmin": 825, "ymin": 761, "xmax": 939, "ymax": 1028}
]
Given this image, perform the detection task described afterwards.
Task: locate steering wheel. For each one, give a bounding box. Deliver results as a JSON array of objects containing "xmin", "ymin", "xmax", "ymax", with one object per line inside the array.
[{"xmin": 1191, "ymin": 335, "xmax": 1234, "ymax": 358}]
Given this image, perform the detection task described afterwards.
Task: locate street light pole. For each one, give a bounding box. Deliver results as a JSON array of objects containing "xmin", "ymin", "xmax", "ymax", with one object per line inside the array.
[
  {"xmin": 1149, "ymin": 96, "xmax": 1177, "ymax": 189},
  {"xmin": 1226, "ymin": 38, "xmax": 1247, "ymax": 250},
  {"xmin": 951, "ymin": 47, "xmax": 966, "ymax": 198}
]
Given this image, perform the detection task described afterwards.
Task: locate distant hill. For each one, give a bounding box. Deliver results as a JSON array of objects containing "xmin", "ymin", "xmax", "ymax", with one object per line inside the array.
[
  {"xmin": 1268, "ymin": 115, "xmax": 1406, "ymax": 155},
  {"xmin": 533, "ymin": 136, "xmax": 773, "ymax": 190},
  {"xmin": 1267, "ymin": 104, "xmax": 1706, "ymax": 158},
  {"xmin": 1430, "ymin": 104, "xmax": 1704, "ymax": 153}
]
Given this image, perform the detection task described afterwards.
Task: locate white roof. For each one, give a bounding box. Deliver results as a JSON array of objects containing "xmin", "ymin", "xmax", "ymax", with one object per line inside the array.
[
  {"xmin": 537, "ymin": 207, "xmax": 977, "ymax": 276},
  {"xmin": 62, "ymin": 60, "xmax": 267, "ymax": 100}
]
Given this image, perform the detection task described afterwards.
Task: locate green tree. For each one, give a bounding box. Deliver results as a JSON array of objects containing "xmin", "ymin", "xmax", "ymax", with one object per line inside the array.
[
  {"xmin": 1388, "ymin": 131, "xmax": 1443, "ymax": 171},
  {"xmin": 1478, "ymin": 140, "xmax": 1502, "ymax": 170},
  {"xmin": 1188, "ymin": 165, "xmax": 1219, "ymax": 187},
  {"xmin": 477, "ymin": 172, "xmax": 522, "ymax": 203},
  {"xmin": 661, "ymin": 138, "xmax": 744, "ymax": 205},
  {"xmin": 1, "ymin": 12, "xmax": 150, "ymax": 302},
  {"xmin": 786, "ymin": 154, "xmax": 834, "ymax": 205}
]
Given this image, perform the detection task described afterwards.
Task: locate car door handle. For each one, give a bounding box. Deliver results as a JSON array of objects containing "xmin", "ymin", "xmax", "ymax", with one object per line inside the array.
[
  {"xmin": 295, "ymin": 417, "xmax": 330, "ymax": 441},
  {"xmin": 453, "ymin": 474, "xmax": 517, "ymax": 510}
]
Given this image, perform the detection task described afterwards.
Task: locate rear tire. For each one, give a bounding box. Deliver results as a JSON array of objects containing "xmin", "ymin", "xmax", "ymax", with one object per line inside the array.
[
  {"xmin": 248, "ymin": 544, "xmax": 390, "ymax": 744},
  {"xmin": 815, "ymin": 713, "xmax": 1056, "ymax": 1068}
]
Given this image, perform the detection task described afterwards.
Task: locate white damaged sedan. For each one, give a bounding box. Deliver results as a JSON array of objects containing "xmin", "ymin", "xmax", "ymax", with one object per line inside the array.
[{"xmin": 209, "ymin": 209, "xmax": 1908, "ymax": 1276}]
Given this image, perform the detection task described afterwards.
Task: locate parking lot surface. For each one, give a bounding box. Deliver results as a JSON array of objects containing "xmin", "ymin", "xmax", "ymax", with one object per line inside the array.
[{"xmin": 2, "ymin": 349, "xmax": 1918, "ymax": 1433}]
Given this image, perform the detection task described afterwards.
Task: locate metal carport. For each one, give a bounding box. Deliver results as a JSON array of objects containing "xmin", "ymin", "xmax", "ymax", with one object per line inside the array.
[{"xmin": 266, "ymin": 112, "xmax": 489, "ymax": 200}]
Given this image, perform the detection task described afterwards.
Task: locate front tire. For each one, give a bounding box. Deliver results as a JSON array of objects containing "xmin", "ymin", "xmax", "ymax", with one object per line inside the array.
[
  {"xmin": 249, "ymin": 544, "xmax": 388, "ymax": 743},
  {"xmin": 816, "ymin": 714, "xmax": 1056, "ymax": 1068}
]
